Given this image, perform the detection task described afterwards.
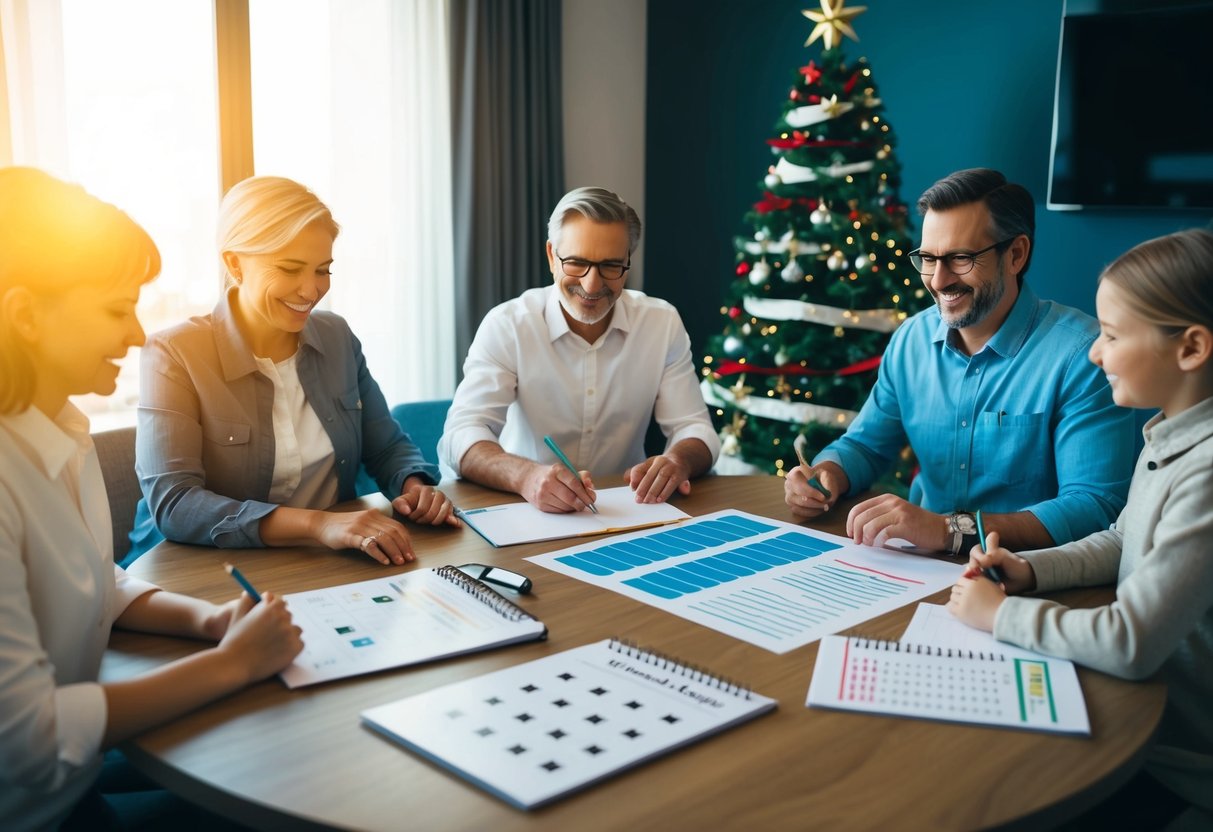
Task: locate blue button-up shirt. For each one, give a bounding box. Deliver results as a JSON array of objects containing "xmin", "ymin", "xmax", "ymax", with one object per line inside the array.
[{"xmin": 815, "ymin": 284, "xmax": 1133, "ymax": 545}]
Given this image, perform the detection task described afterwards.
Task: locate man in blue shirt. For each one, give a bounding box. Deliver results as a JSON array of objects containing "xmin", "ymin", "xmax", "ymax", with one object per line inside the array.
[{"xmin": 785, "ymin": 168, "xmax": 1133, "ymax": 555}]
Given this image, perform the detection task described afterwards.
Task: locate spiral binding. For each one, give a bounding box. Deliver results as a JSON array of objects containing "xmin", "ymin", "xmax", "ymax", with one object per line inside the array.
[
  {"xmin": 851, "ymin": 636, "xmax": 1006, "ymax": 662},
  {"xmin": 434, "ymin": 565, "xmax": 537, "ymax": 623},
  {"xmin": 608, "ymin": 637, "xmax": 755, "ymax": 700}
]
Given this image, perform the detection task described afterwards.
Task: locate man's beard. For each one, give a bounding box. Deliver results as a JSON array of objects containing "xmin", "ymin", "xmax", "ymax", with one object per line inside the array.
[
  {"xmin": 935, "ymin": 265, "xmax": 1006, "ymax": 330},
  {"xmin": 559, "ymin": 284, "xmax": 616, "ymax": 325}
]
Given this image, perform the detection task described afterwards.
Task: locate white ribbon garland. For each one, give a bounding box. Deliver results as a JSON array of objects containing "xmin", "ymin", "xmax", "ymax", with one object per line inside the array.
[
  {"xmin": 742, "ymin": 229, "xmax": 823, "ymax": 256},
  {"xmin": 741, "ymin": 296, "xmax": 905, "ymax": 333},
  {"xmin": 784, "ymin": 99, "xmax": 855, "ymax": 128},
  {"xmin": 773, "ymin": 156, "xmax": 875, "ymax": 184},
  {"xmin": 701, "ymin": 378, "xmax": 858, "ymax": 429}
]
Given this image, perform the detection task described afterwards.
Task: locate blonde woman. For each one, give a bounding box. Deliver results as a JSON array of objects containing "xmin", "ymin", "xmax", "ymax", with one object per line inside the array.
[
  {"xmin": 133, "ymin": 176, "xmax": 458, "ymax": 565},
  {"xmin": 0, "ymin": 167, "xmax": 303, "ymax": 831}
]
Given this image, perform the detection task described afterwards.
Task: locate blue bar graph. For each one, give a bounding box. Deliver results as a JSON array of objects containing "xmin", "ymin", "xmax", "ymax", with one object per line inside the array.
[{"xmin": 531, "ymin": 509, "xmax": 963, "ymax": 655}]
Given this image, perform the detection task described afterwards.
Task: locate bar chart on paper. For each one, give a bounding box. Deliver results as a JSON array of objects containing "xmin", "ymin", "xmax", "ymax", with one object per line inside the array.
[{"xmin": 528, "ymin": 510, "xmax": 962, "ymax": 653}]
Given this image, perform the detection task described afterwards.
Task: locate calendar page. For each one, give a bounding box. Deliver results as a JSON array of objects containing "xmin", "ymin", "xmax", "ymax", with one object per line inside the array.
[
  {"xmin": 362, "ymin": 639, "xmax": 777, "ymax": 809},
  {"xmin": 806, "ymin": 635, "xmax": 1090, "ymax": 736}
]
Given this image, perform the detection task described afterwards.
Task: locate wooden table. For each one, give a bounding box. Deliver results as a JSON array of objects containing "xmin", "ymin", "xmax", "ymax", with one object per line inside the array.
[{"xmin": 102, "ymin": 476, "xmax": 1164, "ymax": 831}]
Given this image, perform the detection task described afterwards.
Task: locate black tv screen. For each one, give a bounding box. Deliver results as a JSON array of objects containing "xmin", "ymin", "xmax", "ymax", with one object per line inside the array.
[{"xmin": 1048, "ymin": 1, "xmax": 1213, "ymax": 210}]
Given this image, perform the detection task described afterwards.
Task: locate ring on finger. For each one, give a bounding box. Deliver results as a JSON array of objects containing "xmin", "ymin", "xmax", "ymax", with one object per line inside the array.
[{"xmin": 360, "ymin": 536, "xmax": 373, "ymax": 552}]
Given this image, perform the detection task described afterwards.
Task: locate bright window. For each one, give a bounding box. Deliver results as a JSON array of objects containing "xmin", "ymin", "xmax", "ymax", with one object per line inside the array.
[{"xmin": 5, "ymin": 0, "xmax": 221, "ymax": 429}]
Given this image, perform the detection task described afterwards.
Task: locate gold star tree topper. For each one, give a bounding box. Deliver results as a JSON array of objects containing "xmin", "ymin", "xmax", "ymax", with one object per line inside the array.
[{"xmin": 803, "ymin": 0, "xmax": 866, "ymax": 50}]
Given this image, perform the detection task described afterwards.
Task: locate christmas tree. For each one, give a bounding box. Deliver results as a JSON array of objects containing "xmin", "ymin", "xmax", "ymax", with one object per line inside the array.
[{"xmin": 700, "ymin": 0, "xmax": 929, "ymax": 489}]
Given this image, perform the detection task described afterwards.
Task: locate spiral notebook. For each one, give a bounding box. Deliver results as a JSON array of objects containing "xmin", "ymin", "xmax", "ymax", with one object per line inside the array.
[
  {"xmin": 361, "ymin": 638, "xmax": 777, "ymax": 809},
  {"xmin": 806, "ymin": 635, "xmax": 1090, "ymax": 736},
  {"xmin": 279, "ymin": 565, "xmax": 546, "ymax": 688}
]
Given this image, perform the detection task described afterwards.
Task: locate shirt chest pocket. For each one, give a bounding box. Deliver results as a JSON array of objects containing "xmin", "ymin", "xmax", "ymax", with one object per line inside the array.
[
  {"xmin": 202, "ymin": 416, "xmax": 250, "ymax": 447},
  {"xmin": 331, "ymin": 388, "xmax": 364, "ymax": 443},
  {"xmin": 200, "ymin": 416, "xmax": 253, "ymax": 490},
  {"xmin": 973, "ymin": 411, "xmax": 1049, "ymax": 486}
]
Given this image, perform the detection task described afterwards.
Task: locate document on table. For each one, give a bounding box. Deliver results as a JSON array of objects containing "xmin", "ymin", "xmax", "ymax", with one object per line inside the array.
[
  {"xmin": 279, "ymin": 566, "xmax": 546, "ymax": 688},
  {"xmin": 807, "ymin": 604, "xmax": 1091, "ymax": 735},
  {"xmin": 527, "ymin": 509, "xmax": 962, "ymax": 654},
  {"xmin": 362, "ymin": 639, "xmax": 777, "ymax": 810},
  {"xmin": 900, "ymin": 602, "xmax": 1076, "ymax": 661},
  {"xmin": 456, "ymin": 486, "xmax": 690, "ymax": 547}
]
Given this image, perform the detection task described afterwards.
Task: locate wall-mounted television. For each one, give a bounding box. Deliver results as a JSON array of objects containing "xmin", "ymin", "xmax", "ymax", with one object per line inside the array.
[{"xmin": 1048, "ymin": 0, "xmax": 1213, "ymax": 210}]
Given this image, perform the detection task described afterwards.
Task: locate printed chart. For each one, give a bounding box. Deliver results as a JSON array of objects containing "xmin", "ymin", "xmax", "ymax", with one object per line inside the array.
[
  {"xmin": 280, "ymin": 570, "xmax": 544, "ymax": 687},
  {"xmin": 528, "ymin": 510, "xmax": 961, "ymax": 653}
]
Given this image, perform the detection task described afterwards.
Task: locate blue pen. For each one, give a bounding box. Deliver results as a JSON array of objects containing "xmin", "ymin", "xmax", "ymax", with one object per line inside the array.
[
  {"xmin": 224, "ymin": 562, "xmax": 262, "ymax": 602},
  {"xmin": 542, "ymin": 435, "xmax": 598, "ymax": 514},
  {"xmin": 974, "ymin": 510, "xmax": 1004, "ymax": 584}
]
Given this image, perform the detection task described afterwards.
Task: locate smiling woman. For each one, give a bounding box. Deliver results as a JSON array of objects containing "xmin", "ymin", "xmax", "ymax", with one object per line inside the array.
[{"xmin": 128, "ymin": 176, "xmax": 461, "ymax": 566}]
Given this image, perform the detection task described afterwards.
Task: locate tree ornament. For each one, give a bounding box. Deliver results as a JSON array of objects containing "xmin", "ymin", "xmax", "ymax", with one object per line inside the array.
[
  {"xmin": 810, "ymin": 205, "xmax": 831, "ymax": 225},
  {"xmin": 781, "ymin": 258, "xmax": 806, "ymax": 283},
  {"xmin": 749, "ymin": 260, "xmax": 771, "ymax": 285},
  {"xmin": 735, "ymin": 261, "xmax": 751, "ymax": 276},
  {"xmin": 764, "ymin": 172, "xmax": 782, "ymax": 189},
  {"xmin": 775, "ymin": 348, "xmax": 789, "ymax": 365},
  {"xmin": 802, "ymin": 0, "xmax": 867, "ymax": 50},
  {"xmin": 827, "ymin": 249, "xmax": 847, "ymax": 271},
  {"xmin": 799, "ymin": 60, "xmax": 823, "ymax": 85},
  {"xmin": 728, "ymin": 373, "xmax": 755, "ymax": 401},
  {"xmin": 742, "ymin": 323, "xmax": 752, "ymax": 335},
  {"xmin": 728, "ymin": 306, "xmax": 742, "ymax": 319},
  {"xmin": 774, "ymin": 375, "xmax": 793, "ymax": 401},
  {"xmin": 719, "ymin": 410, "xmax": 748, "ymax": 457},
  {"xmin": 818, "ymin": 94, "xmax": 847, "ymax": 119},
  {"xmin": 723, "ymin": 335, "xmax": 742, "ymax": 354}
]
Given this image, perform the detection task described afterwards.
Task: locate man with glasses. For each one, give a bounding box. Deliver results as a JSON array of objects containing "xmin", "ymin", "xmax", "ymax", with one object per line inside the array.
[
  {"xmin": 439, "ymin": 186, "xmax": 718, "ymax": 512},
  {"xmin": 786, "ymin": 168, "xmax": 1133, "ymax": 555}
]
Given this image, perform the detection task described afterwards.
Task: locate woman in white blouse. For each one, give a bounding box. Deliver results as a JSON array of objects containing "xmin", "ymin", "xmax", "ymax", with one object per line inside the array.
[{"xmin": 0, "ymin": 167, "xmax": 303, "ymax": 831}]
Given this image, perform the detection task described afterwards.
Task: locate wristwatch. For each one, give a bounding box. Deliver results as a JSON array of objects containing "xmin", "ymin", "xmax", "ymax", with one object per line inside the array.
[{"xmin": 947, "ymin": 511, "xmax": 980, "ymax": 556}]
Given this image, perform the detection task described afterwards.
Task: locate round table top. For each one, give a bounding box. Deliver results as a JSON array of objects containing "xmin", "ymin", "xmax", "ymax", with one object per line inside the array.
[{"xmin": 103, "ymin": 475, "xmax": 1165, "ymax": 831}]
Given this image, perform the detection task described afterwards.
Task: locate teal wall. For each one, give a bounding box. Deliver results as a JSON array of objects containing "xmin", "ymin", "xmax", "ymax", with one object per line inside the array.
[{"xmin": 644, "ymin": 0, "xmax": 1212, "ymax": 354}]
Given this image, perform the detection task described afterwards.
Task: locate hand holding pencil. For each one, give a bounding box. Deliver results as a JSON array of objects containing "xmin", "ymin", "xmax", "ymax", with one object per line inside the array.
[
  {"xmin": 785, "ymin": 435, "xmax": 846, "ymax": 518},
  {"xmin": 959, "ymin": 529, "xmax": 1038, "ymax": 595},
  {"xmin": 208, "ymin": 563, "xmax": 304, "ymax": 678},
  {"xmin": 519, "ymin": 436, "xmax": 598, "ymax": 514}
]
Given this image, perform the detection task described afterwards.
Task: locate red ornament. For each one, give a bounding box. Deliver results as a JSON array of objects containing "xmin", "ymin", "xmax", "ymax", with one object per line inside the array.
[
  {"xmin": 799, "ymin": 60, "xmax": 822, "ymax": 85},
  {"xmin": 843, "ymin": 71, "xmax": 861, "ymax": 95},
  {"xmin": 728, "ymin": 306, "xmax": 742, "ymax": 319},
  {"xmin": 735, "ymin": 262, "xmax": 751, "ymax": 276},
  {"xmin": 789, "ymin": 89, "xmax": 800, "ymax": 101},
  {"xmin": 849, "ymin": 210, "xmax": 860, "ymax": 221},
  {"xmin": 808, "ymin": 94, "xmax": 821, "ymax": 104}
]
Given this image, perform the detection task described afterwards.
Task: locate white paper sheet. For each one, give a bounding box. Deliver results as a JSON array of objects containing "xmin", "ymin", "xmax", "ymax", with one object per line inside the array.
[
  {"xmin": 456, "ymin": 486, "xmax": 690, "ymax": 547},
  {"xmin": 528, "ymin": 510, "xmax": 962, "ymax": 654}
]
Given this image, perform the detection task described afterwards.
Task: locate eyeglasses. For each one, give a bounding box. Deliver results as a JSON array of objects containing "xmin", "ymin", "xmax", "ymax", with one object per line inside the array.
[
  {"xmin": 554, "ymin": 249, "xmax": 630, "ymax": 281},
  {"xmin": 907, "ymin": 238, "xmax": 1017, "ymax": 276}
]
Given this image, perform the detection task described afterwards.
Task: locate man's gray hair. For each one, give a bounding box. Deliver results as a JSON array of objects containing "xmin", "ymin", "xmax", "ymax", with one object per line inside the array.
[{"xmin": 547, "ymin": 186, "xmax": 642, "ymax": 255}]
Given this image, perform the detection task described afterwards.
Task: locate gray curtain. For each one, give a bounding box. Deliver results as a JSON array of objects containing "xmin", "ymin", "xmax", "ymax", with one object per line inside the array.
[{"xmin": 449, "ymin": 0, "xmax": 565, "ymax": 382}]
